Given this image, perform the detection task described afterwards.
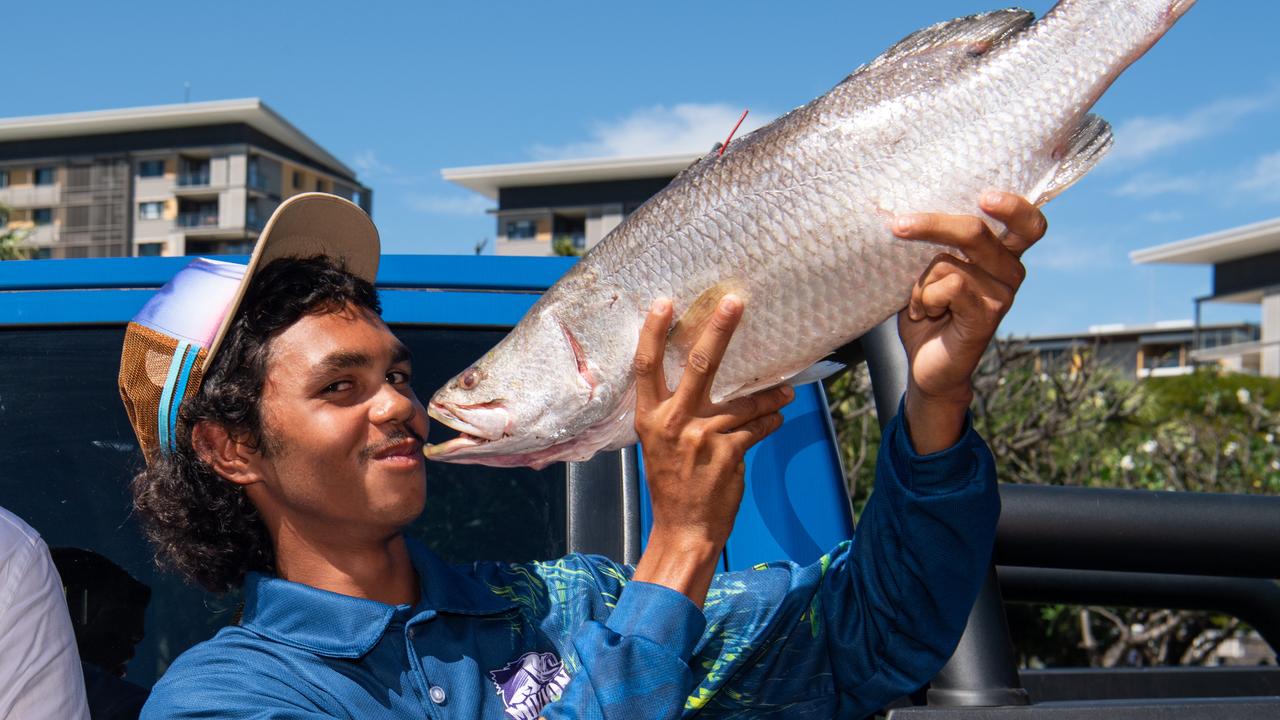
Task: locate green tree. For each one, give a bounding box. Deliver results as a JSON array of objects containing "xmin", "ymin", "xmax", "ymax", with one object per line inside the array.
[
  {"xmin": 552, "ymin": 235, "xmax": 583, "ymax": 257},
  {"xmin": 825, "ymin": 344, "xmax": 1280, "ymax": 667},
  {"xmin": 0, "ymin": 204, "xmax": 33, "ymax": 260}
]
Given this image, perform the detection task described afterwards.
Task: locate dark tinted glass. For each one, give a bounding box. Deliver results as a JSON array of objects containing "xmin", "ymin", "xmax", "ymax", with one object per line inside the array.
[
  {"xmin": 138, "ymin": 160, "xmax": 165, "ymax": 178},
  {"xmin": 0, "ymin": 324, "xmax": 566, "ymax": 690}
]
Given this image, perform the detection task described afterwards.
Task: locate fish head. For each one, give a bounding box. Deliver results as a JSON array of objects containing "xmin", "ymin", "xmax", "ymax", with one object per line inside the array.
[{"xmin": 425, "ymin": 305, "xmax": 609, "ymax": 469}]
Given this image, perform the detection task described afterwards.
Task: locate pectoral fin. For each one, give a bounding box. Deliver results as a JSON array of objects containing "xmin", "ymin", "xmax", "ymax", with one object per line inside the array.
[{"xmin": 668, "ymin": 279, "xmax": 750, "ymax": 353}]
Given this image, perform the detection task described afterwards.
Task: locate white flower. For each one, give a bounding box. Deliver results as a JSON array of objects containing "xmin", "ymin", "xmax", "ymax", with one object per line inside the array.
[
  {"xmin": 1119, "ymin": 454, "xmax": 1136, "ymax": 471},
  {"xmin": 1224, "ymin": 441, "xmax": 1239, "ymax": 457},
  {"xmin": 1270, "ymin": 459, "xmax": 1280, "ymax": 471},
  {"xmin": 1267, "ymin": 433, "xmax": 1275, "ymax": 444},
  {"xmin": 997, "ymin": 377, "xmax": 1007, "ymax": 386},
  {"xmin": 1039, "ymin": 373, "xmax": 1049, "ymax": 383},
  {"xmin": 1141, "ymin": 440, "xmax": 1158, "ymax": 454},
  {"xmin": 1237, "ymin": 388, "xmax": 1252, "ymax": 405}
]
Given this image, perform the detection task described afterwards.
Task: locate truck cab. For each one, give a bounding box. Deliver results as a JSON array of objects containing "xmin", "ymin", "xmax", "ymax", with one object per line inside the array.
[{"xmin": 2, "ymin": 254, "xmax": 1277, "ymax": 718}]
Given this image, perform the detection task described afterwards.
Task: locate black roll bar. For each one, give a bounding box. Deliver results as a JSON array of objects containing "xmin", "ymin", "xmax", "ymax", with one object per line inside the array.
[{"xmin": 996, "ymin": 484, "xmax": 1280, "ymax": 579}]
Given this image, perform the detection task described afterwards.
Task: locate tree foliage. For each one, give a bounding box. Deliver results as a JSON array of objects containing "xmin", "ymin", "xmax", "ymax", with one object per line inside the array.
[
  {"xmin": 825, "ymin": 343, "xmax": 1280, "ymax": 667},
  {"xmin": 0, "ymin": 203, "xmax": 33, "ymax": 260}
]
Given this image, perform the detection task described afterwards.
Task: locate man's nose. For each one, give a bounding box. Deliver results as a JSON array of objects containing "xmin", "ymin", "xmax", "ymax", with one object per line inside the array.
[{"xmin": 370, "ymin": 382, "xmax": 416, "ymax": 425}]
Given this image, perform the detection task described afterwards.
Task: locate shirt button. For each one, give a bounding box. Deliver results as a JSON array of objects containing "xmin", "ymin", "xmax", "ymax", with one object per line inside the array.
[{"xmin": 428, "ymin": 685, "xmax": 446, "ymax": 705}]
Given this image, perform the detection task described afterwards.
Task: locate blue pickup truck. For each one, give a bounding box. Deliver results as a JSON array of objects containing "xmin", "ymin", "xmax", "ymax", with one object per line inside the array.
[{"xmin": 2, "ymin": 254, "xmax": 1278, "ymax": 718}]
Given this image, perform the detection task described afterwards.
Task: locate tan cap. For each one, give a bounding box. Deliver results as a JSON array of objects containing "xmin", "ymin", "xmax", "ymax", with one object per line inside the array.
[
  {"xmin": 201, "ymin": 192, "xmax": 380, "ymax": 372},
  {"xmin": 117, "ymin": 192, "xmax": 379, "ymax": 463}
]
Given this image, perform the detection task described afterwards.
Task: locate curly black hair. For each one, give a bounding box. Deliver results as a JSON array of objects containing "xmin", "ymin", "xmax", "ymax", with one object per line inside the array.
[{"xmin": 131, "ymin": 255, "xmax": 381, "ymax": 593}]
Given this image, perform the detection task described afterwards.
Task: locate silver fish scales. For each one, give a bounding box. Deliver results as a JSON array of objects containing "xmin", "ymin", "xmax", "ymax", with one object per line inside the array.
[{"xmin": 427, "ymin": 0, "xmax": 1196, "ymax": 469}]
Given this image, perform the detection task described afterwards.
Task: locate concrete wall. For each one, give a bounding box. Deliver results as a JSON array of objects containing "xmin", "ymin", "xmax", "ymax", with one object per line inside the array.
[
  {"xmin": 0, "ymin": 184, "xmax": 61, "ymax": 207},
  {"xmin": 495, "ymin": 238, "xmax": 554, "ymax": 256},
  {"xmin": 1262, "ymin": 291, "xmax": 1280, "ymax": 377},
  {"xmin": 586, "ymin": 203, "xmax": 624, "ymax": 248},
  {"xmin": 220, "ymin": 188, "xmax": 247, "ymax": 228}
]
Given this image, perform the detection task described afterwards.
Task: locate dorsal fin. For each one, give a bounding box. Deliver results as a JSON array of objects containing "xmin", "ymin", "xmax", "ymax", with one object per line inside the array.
[
  {"xmin": 874, "ymin": 8, "xmax": 1035, "ymax": 66},
  {"xmin": 1031, "ymin": 113, "xmax": 1114, "ymax": 205}
]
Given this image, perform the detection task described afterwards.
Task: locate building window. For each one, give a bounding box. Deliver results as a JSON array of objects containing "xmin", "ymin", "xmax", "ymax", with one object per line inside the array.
[
  {"xmin": 0, "ymin": 170, "xmax": 8, "ymax": 188},
  {"xmin": 138, "ymin": 202, "xmax": 164, "ymax": 220},
  {"xmin": 138, "ymin": 160, "xmax": 165, "ymax": 178},
  {"xmin": 137, "ymin": 243, "xmax": 164, "ymax": 257},
  {"xmin": 247, "ymin": 156, "xmax": 266, "ymax": 190},
  {"xmin": 292, "ymin": 171, "xmax": 303, "ymax": 189},
  {"xmin": 0, "ymin": 210, "xmax": 7, "ymax": 226},
  {"xmin": 314, "ymin": 178, "xmax": 326, "ymax": 192},
  {"xmin": 34, "ymin": 248, "xmax": 52, "ymax": 260},
  {"xmin": 33, "ymin": 208, "xmax": 53, "ymax": 225},
  {"xmin": 506, "ymin": 220, "xmax": 537, "ymax": 240},
  {"xmin": 178, "ymin": 157, "xmax": 210, "ymax": 187},
  {"xmin": 34, "ymin": 167, "xmax": 56, "ymax": 186}
]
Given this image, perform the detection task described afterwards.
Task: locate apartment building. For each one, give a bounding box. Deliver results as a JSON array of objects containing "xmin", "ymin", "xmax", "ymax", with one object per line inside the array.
[
  {"xmin": 1015, "ymin": 320, "xmax": 1261, "ymax": 379},
  {"xmin": 1132, "ymin": 217, "xmax": 1280, "ymax": 377},
  {"xmin": 443, "ymin": 153, "xmax": 698, "ymax": 256},
  {"xmin": 0, "ymin": 99, "xmax": 371, "ymax": 258}
]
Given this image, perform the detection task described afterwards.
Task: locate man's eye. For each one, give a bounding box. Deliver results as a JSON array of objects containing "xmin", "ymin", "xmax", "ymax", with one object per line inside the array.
[
  {"xmin": 322, "ymin": 380, "xmax": 353, "ymax": 394},
  {"xmin": 388, "ymin": 370, "xmax": 411, "ymax": 385}
]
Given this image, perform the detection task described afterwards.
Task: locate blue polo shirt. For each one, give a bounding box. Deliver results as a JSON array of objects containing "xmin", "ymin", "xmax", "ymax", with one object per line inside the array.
[{"xmin": 142, "ymin": 408, "xmax": 999, "ymax": 719}]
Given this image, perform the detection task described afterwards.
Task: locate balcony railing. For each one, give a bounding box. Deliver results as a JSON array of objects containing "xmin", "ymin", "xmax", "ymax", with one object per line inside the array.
[
  {"xmin": 177, "ymin": 171, "xmax": 211, "ymax": 187},
  {"xmin": 177, "ymin": 212, "xmax": 219, "ymax": 228}
]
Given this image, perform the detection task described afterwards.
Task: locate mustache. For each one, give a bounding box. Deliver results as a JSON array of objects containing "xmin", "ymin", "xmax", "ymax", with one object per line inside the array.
[{"xmin": 361, "ymin": 425, "xmax": 426, "ymax": 461}]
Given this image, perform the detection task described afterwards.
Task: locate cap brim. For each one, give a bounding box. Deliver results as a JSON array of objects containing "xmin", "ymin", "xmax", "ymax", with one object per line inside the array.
[{"xmin": 200, "ymin": 192, "xmax": 380, "ymax": 372}]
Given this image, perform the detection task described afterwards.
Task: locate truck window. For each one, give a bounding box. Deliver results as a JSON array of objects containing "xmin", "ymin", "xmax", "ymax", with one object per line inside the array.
[{"xmin": 0, "ymin": 324, "xmax": 569, "ymax": 689}]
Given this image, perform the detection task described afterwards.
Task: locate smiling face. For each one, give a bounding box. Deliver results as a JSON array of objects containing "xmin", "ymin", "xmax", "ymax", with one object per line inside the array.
[{"xmin": 240, "ymin": 304, "xmax": 429, "ymax": 541}]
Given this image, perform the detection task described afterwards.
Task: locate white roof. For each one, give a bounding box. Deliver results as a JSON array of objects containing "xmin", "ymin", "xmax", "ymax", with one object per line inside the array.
[
  {"xmin": 442, "ymin": 153, "xmax": 701, "ymax": 200},
  {"xmin": 1130, "ymin": 216, "xmax": 1280, "ymax": 265},
  {"xmin": 0, "ymin": 98, "xmax": 355, "ymax": 178},
  {"xmin": 1015, "ymin": 319, "xmax": 1252, "ymax": 343}
]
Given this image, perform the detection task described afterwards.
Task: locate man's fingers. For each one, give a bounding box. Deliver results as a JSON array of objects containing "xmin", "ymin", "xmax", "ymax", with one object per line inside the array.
[
  {"xmin": 674, "ymin": 295, "xmax": 744, "ymax": 407},
  {"xmin": 724, "ymin": 412, "xmax": 785, "ymax": 454},
  {"xmin": 911, "ymin": 258, "xmax": 1013, "ymax": 326},
  {"xmin": 893, "ymin": 210, "xmax": 1026, "ymax": 290},
  {"xmin": 978, "ymin": 191, "xmax": 1047, "ymax": 258},
  {"xmin": 633, "ymin": 298, "xmax": 673, "ymax": 410},
  {"xmin": 706, "ymin": 385, "xmax": 794, "ymax": 433}
]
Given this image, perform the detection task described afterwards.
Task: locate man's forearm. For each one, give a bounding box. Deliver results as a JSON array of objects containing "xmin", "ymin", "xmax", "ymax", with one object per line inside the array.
[
  {"xmin": 904, "ymin": 382, "xmax": 973, "ymax": 455},
  {"xmin": 632, "ymin": 530, "xmax": 721, "ymax": 608}
]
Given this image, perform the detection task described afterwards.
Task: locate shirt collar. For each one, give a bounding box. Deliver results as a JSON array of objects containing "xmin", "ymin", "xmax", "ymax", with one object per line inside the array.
[{"xmin": 239, "ymin": 538, "xmax": 517, "ymax": 658}]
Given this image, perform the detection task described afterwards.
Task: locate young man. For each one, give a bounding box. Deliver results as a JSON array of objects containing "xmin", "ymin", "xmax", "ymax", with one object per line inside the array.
[{"xmin": 122, "ymin": 191, "xmax": 1045, "ymax": 719}]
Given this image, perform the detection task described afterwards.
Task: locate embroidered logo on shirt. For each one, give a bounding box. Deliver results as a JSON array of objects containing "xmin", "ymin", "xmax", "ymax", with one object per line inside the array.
[{"xmin": 489, "ymin": 651, "xmax": 570, "ymax": 719}]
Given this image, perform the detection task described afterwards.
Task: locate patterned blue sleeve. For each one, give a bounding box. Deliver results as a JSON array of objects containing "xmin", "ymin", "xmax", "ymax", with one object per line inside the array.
[
  {"xmin": 539, "ymin": 406, "xmax": 999, "ymax": 719},
  {"xmin": 685, "ymin": 407, "xmax": 1000, "ymax": 717},
  {"xmin": 541, "ymin": 581, "xmax": 707, "ymax": 719}
]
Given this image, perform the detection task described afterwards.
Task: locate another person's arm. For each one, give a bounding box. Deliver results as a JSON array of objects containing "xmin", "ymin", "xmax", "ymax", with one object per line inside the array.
[{"xmin": 0, "ymin": 510, "xmax": 91, "ymax": 720}]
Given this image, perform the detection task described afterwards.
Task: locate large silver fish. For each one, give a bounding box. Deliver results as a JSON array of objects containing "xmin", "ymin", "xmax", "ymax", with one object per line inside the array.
[{"xmin": 427, "ymin": 0, "xmax": 1196, "ymax": 469}]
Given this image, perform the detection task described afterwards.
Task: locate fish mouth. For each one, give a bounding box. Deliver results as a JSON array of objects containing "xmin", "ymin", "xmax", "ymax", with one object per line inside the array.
[{"xmin": 425, "ymin": 401, "xmax": 513, "ymax": 459}]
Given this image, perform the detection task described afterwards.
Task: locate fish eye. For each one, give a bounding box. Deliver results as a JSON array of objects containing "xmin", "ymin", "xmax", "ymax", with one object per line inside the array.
[{"xmin": 460, "ymin": 367, "xmax": 481, "ymax": 390}]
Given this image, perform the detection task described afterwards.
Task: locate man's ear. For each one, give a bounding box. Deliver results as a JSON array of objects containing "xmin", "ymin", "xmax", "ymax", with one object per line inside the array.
[{"xmin": 191, "ymin": 420, "xmax": 263, "ymax": 488}]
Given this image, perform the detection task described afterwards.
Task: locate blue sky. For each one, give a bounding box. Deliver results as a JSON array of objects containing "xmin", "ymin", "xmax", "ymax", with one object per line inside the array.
[{"xmin": 7, "ymin": 1, "xmax": 1278, "ymax": 335}]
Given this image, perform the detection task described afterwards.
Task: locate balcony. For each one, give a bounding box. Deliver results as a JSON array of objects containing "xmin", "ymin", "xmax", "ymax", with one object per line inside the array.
[
  {"xmin": 177, "ymin": 211, "xmax": 219, "ymax": 228},
  {"xmin": 177, "ymin": 171, "xmax": 211, "ymax": 187}
]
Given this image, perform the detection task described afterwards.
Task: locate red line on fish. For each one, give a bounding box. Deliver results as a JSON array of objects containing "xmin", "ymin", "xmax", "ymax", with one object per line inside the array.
[{"xmin": 719, "ymin": 109, "xmax": 749, "ymax": 156}]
